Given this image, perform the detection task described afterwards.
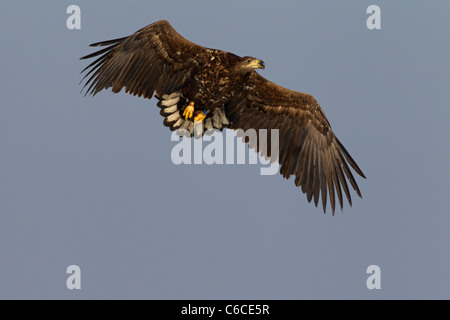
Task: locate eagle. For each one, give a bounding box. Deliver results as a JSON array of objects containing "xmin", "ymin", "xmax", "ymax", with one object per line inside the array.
[{"xmin": 80, "ymin": 20, "xmax": 365, "ymax": 214}]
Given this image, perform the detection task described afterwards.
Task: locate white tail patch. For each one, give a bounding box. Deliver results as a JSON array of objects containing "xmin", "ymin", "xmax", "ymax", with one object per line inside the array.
[
  {"xmin": 211, "ymin": 107, "xmax": 229, "ymax": 130},
  {"xmin": 166, "ymin": 110, "xmax": 181, "ymax": 122},
  {"xmin": 161, "ymin": 97, "xmax": 180, "ymax": 107},
  {"xmin": 161, "ymin": 104, "xmax": 178, "ymax": 114},
  {"xmin": 156, "ymin": 91, "xmax": 230, "ymax": 137}
]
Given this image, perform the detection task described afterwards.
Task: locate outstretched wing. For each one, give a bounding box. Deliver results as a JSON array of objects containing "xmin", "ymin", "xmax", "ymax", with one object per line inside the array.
[
  {"xmin": 227, "ymin": 72, "xmax": 366, "ymax": 214},
  {"xmin": 80, "ymin": 20, "xmax": 206, "ymax": 98}
]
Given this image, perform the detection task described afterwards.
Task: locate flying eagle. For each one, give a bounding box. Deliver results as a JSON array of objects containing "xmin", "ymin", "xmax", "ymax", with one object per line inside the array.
[{"xmin": 80, "ymin": 20, "xmax": 365, "ymax": 214}]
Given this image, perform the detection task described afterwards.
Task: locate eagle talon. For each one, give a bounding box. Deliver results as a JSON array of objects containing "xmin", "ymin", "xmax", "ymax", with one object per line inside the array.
[
  {"xmin": 194, "ymin": 111, "xmax": 207, "ymax": 123},
  {"xmin": 183, "ymin": 101, "xmax": 195, "ymax": 120}
]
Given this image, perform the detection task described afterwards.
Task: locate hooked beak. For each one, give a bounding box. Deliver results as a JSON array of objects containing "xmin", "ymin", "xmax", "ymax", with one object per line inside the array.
[
  {"xmin": 248, "ymin": 59, "xmax": 265, "ymax": 70},
  {"xmin": 258, "ymin": 59, "xmax": 265, "ymax": 70}
]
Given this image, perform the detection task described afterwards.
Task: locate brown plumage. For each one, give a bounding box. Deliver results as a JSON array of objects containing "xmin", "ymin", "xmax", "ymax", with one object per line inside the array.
[{"xmin": 80, "ymin": 20, "xmax": 366, "ymax": 214}]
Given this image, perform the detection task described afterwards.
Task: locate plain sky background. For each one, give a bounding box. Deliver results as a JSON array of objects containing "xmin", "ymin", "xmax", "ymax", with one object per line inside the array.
[{"xmin": 1, "ymin": 0, "xmax": 449, "ymax": 299}]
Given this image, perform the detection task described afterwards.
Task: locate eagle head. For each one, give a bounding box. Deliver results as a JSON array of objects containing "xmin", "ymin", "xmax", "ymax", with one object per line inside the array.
[{"xmin": 236, "ymin": 56, "xmax": 265, "ymax": 74}]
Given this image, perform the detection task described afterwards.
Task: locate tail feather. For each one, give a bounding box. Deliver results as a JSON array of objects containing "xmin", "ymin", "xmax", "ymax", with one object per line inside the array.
[{"xmin": 155, "ymin": 91, "xmax": 230, "ymax": 137}]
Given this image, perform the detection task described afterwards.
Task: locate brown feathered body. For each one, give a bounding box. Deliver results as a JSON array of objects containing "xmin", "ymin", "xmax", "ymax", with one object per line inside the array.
[
  {"xmin": 80, "ymin": 20, "xmax": 366, "ymax": 214},
  {"xmin": 186, "ymin": 51, "xmax": 245, "ymax": 106}
]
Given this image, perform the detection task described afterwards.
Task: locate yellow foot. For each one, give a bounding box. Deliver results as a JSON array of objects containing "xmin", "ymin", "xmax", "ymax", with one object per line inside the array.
[
  {"xmin": 183, "ymin": 101, "xmax": 195, "ymax": 120},
  {"xmin": 194, "ymin": 111, "xmax": 206, "ymax": 123}
]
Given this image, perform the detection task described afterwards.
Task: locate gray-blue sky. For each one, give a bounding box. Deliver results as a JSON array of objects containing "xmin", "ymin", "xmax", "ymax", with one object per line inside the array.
[{"xmin": 1, "ymin": 0, "xmax": 449, "ymax": 299}]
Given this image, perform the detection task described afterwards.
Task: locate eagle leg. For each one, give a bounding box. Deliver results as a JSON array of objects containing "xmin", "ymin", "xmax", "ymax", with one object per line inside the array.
[
  {"xmin": 183, "ymin": 101, "xmax": 195, "ymax": 120},
  {"xmin": 194, "ymin": 110, "xmax": 207, "ymax": 123}
]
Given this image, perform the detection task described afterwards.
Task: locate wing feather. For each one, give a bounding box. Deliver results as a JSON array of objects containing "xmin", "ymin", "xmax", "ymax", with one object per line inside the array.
[
  {"xmin": 80, "ymin": 20, "xmax": 206, "ymax": 98},
  {"xmin": 227, "ymin": 72, "xmax": 365, "ymax": 214}
]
